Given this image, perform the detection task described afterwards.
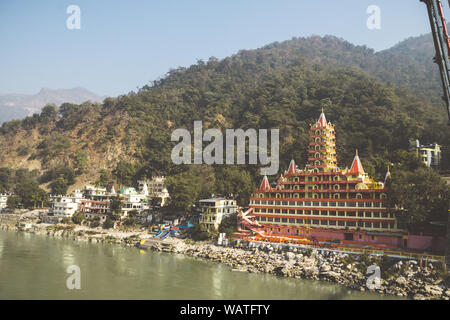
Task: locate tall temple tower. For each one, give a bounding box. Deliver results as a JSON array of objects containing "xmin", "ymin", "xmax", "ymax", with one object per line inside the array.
[
  {"xmin": 306, "ymin": 110, "xmax": 337, "ymax": 173},
  {"xmin": 249, "ymin": 110, "xmax": 402, "ymax": 247}
]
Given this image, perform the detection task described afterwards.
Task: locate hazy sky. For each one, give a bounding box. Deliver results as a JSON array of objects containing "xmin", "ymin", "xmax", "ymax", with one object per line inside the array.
[{"xmin": 0, "ymin": 0, "xmax": 436, "ymax": 97}]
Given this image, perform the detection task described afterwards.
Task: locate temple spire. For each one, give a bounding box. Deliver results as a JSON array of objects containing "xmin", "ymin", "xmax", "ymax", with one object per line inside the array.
[
  {"xmin": 384, "ymin": 165, "xmax": 391, "ymax": 184},
  {"xmin": 287, "ymin": 159, "xmax": 296, "ymax": 175},
  {"xmin": 259, "ymin": 175, "xmax": 270, "ymax": 191},
  {"xmin": 348, "ymin": 150, "xmax": 365, "ymax": 176},
  {"xmin": 317, "ymin": 109, "xmax": 327, "ymax": 128}
]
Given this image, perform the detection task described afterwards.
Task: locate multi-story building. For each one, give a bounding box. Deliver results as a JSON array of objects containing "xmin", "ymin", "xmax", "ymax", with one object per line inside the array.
[
  {"xmin": 119, "ymin": 187, "xmax": 148, "ymax": 217},
  {"xmin": 249, "ymin": 111, "xmax": 404, "ymax": 247},
  {"xmin": 199, "ymin": 198, "xmax": 237, "ymax": 231},
  {"xmin": 50, "ymin": 196, "xmax": 80, "ymax": 218},
  {"xmin": 0, "ymin": 193, "xmax": 9, "ymax": 212},
  {"xmin": 138, "ymin": 177, "xmax": 170, "ymax": 206},
  {"xmin": 409, "ymin": 139, "xmax": 441, "ymax": 168}
]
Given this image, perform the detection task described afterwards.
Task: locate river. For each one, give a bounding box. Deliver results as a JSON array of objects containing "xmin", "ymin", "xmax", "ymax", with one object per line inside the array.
[{"xmin": 0, "ymin": 230, "xmax": 403, "ymax": 300}]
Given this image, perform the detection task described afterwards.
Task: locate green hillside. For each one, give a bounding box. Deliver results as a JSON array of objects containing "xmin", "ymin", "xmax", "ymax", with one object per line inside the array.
[{"xmin": 0, "ymin": 34, "xmax": 449, "ymax": 211}]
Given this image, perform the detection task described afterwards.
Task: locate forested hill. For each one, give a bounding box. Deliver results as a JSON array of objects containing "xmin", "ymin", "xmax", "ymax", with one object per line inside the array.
[{"xmin": 0, "ymin": 34, "xmax": 449, "ymax": 199}]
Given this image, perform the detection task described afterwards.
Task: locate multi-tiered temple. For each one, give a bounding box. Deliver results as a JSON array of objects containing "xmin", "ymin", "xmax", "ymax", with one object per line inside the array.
[{"xmin": 249, "ymin": 111, "xmax": 405, "ymax": 247}]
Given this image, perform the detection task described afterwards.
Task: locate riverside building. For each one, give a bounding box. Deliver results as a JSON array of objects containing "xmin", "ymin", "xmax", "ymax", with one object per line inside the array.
[
  {"xmin": 248, "ymin": 111, "xmax": 405, "ymax": 248},
  {"xmin": 199, "ymin": 198, "xmax": 237, "ymax": 231}
]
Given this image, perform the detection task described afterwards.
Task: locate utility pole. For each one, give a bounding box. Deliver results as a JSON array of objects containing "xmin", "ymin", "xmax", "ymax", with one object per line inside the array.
[{"xmin": 421, "ymin": 0, "xmax": 450, "ymax": 123}]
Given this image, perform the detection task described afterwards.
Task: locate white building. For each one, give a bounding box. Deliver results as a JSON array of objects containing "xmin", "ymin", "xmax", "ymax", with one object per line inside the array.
[
  {"xmin": 83, "ymin": 185, "xmax": 107, "ymax": 197},
  {"xmin": 119, "ymin": 187, "xmax": 148, "ymax": 217},
  {"xmin": 139, "ymin": 177, "xmax": 170, "ymax": 206},
  {"xmin": 199, "ymin": 198, "xmax": 237, "ymax": 231},
  {"xmin": 50, "ymin": 196, "xmax": 79, "ymax": 218},
  {"xmin": 0, "ymin": 194, "xmax": 9, "ymax": 212}
]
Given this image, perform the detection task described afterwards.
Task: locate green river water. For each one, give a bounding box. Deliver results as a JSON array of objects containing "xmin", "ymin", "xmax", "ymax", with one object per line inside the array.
[{"xmin": 0, "ymin": 230, "xmax": 403, "ymax": 299}]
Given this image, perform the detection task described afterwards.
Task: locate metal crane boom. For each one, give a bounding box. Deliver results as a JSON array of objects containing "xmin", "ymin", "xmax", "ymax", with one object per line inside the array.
[{"xmin": 421, "ymin": 0, "xmax": 450, "ymax": 122}]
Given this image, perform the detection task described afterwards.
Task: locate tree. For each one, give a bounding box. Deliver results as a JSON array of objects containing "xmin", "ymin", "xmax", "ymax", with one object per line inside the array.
[
  {"xmin": 389, "ymin": 166, "xmax": 450, "ymax": 232},
  {"xmin": 103, "ymin": 217, "xmax": 114, "ymax": 229},
  {"xmin": 214, "ymin": 167, "xmax": 254, "ymax": 206},
  {"xmin": 218, "ymin": 213, "xmax": 238, "ymax": 236},
  {"xmin": 7, "ymin": 195, "xmax": 21, "ymax": 210},
  {"xmin": 166, "ymin": 165, "xmax": 216, "ymax": 212},
  {"xmin": 72, "ymin": 212, "xmax": 84, "ymax": 224},
  {"xmin": 50, "ymin": 176, "xmax": 69, "ymax": 196},
  {"xmin": 73, "ymin": 149, "xmax": 88, "ymax": 174},
  {"xmin": 110, "ymin": 196, "xmax": 123, "ymax": 218}
]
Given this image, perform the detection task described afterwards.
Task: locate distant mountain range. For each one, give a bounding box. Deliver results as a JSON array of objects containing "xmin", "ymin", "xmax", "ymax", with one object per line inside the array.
[{"xmin": 0, "ymin": 87, "xmax": 104, "ymax": 124}]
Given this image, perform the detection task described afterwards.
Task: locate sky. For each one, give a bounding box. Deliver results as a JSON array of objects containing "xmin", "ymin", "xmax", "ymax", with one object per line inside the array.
[{"xmin": 0, "ymin": 0, "xmax": 438, "ymax": 97}]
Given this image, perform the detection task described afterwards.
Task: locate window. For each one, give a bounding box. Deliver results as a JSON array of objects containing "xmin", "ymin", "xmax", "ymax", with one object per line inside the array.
[
  {"xmin": 338, "ymin": 221, "xmax": 345, "ymax": 226},
  {"xmin": 321, "ymin": 220, "xmax": 328, "ymax": 225},
  {"xmin": 329, "ymin": 220, "xmax": 336, "ymax": 226},
  {"xmin": 338, "ymin": 211, "xmax": 345, "ymax": 217},
  {"xmin": 289, "ymin": 218, "xmax": 295, "ymax": 223},
  {"xmin": 373, "ymin": 222, "xmax": 380, "ymax": 228},
  {"xmin": 274, "ymin": 218, "xmax": 281, "ymax": 222},
  {"xmin": 281, "ymin": 218, "xmax": 287, "ymax": 223},
  {"xmin": 347, "ymin": 221, "xmax": 356, "ymax": 227},
  {"xmin": 313, "ymin": 220, "xmax": 319, "ymax": 225},
  {"xmin": 282, "ymin": 201, "xmax": 288, "ymax": 206},
  {"xmin": 329, "ymin": 211, "xmax": 337, "ymax": 216},
  {"xmin": 333, "ymin": 193, "xmax": 340, "ymax": 199},
  {"xmin": 289, "ymin": 201, "xmax": 295, "ymax": 206}
]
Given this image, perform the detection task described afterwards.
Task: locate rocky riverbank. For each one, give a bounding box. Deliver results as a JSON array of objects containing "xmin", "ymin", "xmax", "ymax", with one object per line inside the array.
[
  {"xmin": 143, "ymin": 237, "xmax": 450, "ymax": 300},
  {"xmin": 1, "ymin": 213, "xmax": 449, "ymax": 300}
]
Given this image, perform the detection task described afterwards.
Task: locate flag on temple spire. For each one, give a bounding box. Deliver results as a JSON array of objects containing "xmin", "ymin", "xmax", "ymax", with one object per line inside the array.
[
  {"xmin": 287, "ymin": 159, "xmax": 296, "ymax": 175},
  {"xmin": 317, "ymin": 108, "xmax": 327, "ymax": 128},
  {"xmin": 348, "ymin": 149, "xmax": 365, "ymax": 176},
  {"xmin": 259, "ymin": 175, "xmax": 270, "ymax": 191}
]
